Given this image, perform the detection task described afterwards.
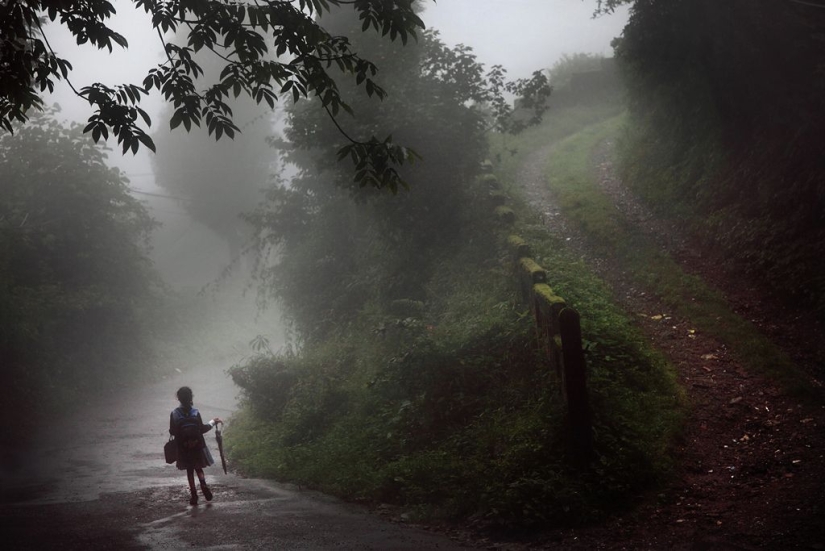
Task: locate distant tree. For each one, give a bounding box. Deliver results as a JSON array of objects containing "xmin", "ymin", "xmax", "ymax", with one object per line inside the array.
[
  {"xmin": 547, "ymin": 53, "xmax": 605, "ymax": 89},
  {"xmin": 152, "ymin": 109, "xmax": 274, "ymax": 271},
  {"xmin": 0, "ymin": 0, "xmax": 426, "ymax": 189},
  {"xmin": 244, "ymin": 5, "xmax": 550, "ymax": 341},
  {"xmin": 0, "ymin": 110, "xmax": 158, "ymax": 427},
  {"xmin": 596, "ymin": 0, "xmax": 633, "ymax": 13}
]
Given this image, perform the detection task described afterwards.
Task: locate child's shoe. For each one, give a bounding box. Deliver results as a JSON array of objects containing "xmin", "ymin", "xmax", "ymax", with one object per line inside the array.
[
  {"xmin": 189, "ymin": 490, "xmax": 198, "ymax": 505},
  {"xmin": 200, "ymin": 482, "xmax": 213, "ymax": 501}
]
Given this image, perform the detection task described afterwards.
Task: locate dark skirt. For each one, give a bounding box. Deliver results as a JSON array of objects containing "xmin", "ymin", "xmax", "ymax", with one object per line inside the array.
[{"xmin": 176, "ymin": 444, "xmax": 215, "ymax": 470}]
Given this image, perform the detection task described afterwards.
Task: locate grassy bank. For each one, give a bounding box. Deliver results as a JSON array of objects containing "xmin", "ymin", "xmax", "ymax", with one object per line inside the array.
[
  {"xmin": 226, "ymin": 105, "xmax": 683, "ymax": 527},
  {"xmin": 526, "ymin": 115, "xmax": 813, "ymax": 398}
]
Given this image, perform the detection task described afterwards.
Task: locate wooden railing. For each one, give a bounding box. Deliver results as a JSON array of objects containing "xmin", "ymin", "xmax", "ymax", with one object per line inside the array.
[{"xmin": 485, "ymin": 172, "xmax": 594, "ymax": 461}]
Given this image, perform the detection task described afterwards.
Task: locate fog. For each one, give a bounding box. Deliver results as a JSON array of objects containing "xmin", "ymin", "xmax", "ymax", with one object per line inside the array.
[
  {"xmin": 37, "ymin": 0, "xmax": 626, "ymax": 296},
  {"xmin": 422, "ymin": 1, "xmax": 629, "ymax": 80},
  {"xmin": 43, "ymin": 0, "xmax": 628, "ymax": 179},
  {"xmin": 29, "ymin": 0, "xmax": 628, "ymax": 369},
  {"xmin": 0, "ymin": 0, "xmax": 629, "ymax": 425},
  {"xmin": 5, "ymin": 2, "xmax": 823, "ymax": 546}
]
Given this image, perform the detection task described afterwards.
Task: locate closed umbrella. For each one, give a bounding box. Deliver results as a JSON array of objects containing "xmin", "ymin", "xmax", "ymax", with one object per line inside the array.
[{"xmin": 215, "ymin": 421, "xmax": 228, "ymax": 474}]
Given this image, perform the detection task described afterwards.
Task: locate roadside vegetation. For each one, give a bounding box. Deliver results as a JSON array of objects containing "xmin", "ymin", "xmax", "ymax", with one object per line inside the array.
[
  {"xmin": 0, "ymin": 112, "xmax": 165, "ymax": 440},
  {"xmin": 530, "ymin": 114, "xmax": 812, "ymax": 398},
  {"xmin": 226, "ymin": 14, "xmax": 682, "ymax": 526},
  {"xmin": 4, "ymin": 0, "xmax": 820, "ymax": 543},
  {"xmin": 0, "ymin": 111, "xmax": 259, "ymax": 445},
  {"xmin": 613, "ymin": 0, "xmax": 825, "ymax": 321}
]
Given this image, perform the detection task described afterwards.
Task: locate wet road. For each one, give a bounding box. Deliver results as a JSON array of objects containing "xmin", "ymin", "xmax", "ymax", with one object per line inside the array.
[{"xmin": 1, "ymin": 363, "xmax": 472, "ymax": 550}]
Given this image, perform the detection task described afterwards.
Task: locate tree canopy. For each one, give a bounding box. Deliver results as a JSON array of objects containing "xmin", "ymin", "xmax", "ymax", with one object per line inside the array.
[
  {"xmin": 0, "ymin": 0, "xmax": 427, "ymax": 188},
  {"xmin": 243, "ymin": 5, "xmax": 549, "ymax": 341}
]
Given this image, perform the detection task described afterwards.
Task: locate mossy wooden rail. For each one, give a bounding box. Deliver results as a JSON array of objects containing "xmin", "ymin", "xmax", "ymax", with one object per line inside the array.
[
  {"xmin": 481, "ymin": 169, "xmax": 593, "ymax": 461},
  {"xmin": 510, "ymin": 234, "xmax": 594, "ymax": 461}
]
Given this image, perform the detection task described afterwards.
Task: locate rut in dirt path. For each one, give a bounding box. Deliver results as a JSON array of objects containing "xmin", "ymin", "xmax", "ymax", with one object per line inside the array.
[{"xmin": 512, "ymin": 137, "xmax": 825, "ymax": 550}]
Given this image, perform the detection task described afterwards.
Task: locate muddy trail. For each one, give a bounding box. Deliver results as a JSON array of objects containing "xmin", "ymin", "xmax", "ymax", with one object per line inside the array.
[{"xmin": 506, "ymin": 138, "xmax": 825, "ymax": 550}]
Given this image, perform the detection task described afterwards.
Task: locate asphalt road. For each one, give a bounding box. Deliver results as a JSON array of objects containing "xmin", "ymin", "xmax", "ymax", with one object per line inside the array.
[{"xmin": 0, "ymin": 363, "xmax": 472, "ymax": 550}]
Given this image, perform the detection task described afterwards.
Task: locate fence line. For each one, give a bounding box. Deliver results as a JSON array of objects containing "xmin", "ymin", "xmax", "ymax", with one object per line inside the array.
[{"xmin": 484, "ymin": 172, "xmax": 593, "ymax": 461}]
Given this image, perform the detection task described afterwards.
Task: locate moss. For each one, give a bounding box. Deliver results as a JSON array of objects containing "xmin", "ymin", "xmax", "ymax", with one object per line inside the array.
[
  {"xmin": 477, "ymin": 173, "xmax": 500, "ymax": 190},
  {"xmin": 507, "ymin": 235, "xmax": 531, "ymax": 259},
  {"xmin": 495, "ymin": 205, "xmax": 516, "ymax": 224},
  {"xmin": 489, "ymin": 190, "xmax": 507, "ymax": 206},
  {"xmin": 533, "ymin": 283, "xmax": 566, "ymax": 308},
  {"xmin": 519, "ymin": 258, "xmax": 547, "ymax": 284}
]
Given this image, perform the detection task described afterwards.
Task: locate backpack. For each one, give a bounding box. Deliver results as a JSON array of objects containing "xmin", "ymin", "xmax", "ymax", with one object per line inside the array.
[{"xmin": 174, "ymin": 408, "xmax": 202, "ymax": 451}]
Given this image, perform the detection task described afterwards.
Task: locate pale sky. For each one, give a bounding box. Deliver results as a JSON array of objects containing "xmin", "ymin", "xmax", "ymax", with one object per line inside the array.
[{"xmin": 421, "ymin": 0, "xmax": 630, "ymax": 79}]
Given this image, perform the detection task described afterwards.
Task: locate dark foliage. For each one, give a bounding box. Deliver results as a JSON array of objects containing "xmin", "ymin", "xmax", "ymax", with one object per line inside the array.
[
  {"xmin": 0, "ymin": 0, "xmax": 429, "ymax": 189},
  {"xmin": 243, "ymin": 5, "xmax": 548, "ymax": 343},
  {"xmin": 0, "ymin": 111, "xmax": 159, "ymax": 440},
  {"xmin": 616, "ymin": 0, "xmax": 825, "ymax": 314}
]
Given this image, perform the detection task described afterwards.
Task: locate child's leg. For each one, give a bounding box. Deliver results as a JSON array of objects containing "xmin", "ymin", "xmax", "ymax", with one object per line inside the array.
[
  {"xmin": 186, "ymin": 468, "xmax": 198, "ymax": 505},
  {"xmin": 196, "ymin": 467, "xmax": 213, "ymax": 501}
]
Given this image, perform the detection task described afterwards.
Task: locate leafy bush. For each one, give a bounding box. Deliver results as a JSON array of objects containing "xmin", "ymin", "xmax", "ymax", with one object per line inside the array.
[
  {"xmin": 0, "ymin": 112, "xmax": 162, "ymax": 439},
  {"xmin": 230, "ymin": 354, "xmax": 298, "ymax": 421},
  {"xmin": 228, "ymin": 16, "xmax": 681, "ymax": 525},
  {"xmin": 547, "ymin": 53, "xmax": 606, "ymax": 89},
  {"xmin": 228, "ymin": 171, "xmax": 682, "ymax": 527}
]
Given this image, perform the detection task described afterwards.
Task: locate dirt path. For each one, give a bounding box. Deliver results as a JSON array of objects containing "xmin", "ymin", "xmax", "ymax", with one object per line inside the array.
[
  {"xmin": 511, "ymin": 138, "xmax": 825, "ymax": 550},
  {"xmin": 0, "ymin": 363, "xmax": 474, "ymax": 550}
]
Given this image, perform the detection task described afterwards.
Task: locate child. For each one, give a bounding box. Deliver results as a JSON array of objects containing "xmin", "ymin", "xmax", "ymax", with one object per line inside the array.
[{"xmin": 170, "ymin": 386, "xmax": 222, "ymax": 505}]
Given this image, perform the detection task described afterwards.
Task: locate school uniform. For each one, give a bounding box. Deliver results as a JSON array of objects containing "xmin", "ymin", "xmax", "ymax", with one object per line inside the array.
[{"xmin": 169, "ymin": 406, "xmax": 216, "ymax": 470}]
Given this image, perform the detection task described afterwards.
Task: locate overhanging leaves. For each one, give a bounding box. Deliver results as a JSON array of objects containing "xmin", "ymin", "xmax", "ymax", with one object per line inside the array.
[{"xmin": 0, "ymin": 0, "xmax": 425, "ymax": 186}]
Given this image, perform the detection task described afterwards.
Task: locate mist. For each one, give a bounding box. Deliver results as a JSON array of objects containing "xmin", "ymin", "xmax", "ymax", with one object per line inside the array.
[
  {"xmin": 2, "ymin": 0, "xmax": 628, "ymax": 465},
  {"xmin": 5, "ymin": 1, "xmax": 819, "ymax": 548},
  {"xmin": 422, "ymin": 0, "xmax": 629, "ymax": 79},
  {"xmin": 28, "ymin": 0, "xmax": 628, "ymax": 368}
]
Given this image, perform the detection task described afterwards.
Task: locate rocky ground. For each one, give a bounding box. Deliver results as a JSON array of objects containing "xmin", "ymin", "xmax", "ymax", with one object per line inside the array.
[{"xmin": 484, "ymin": 139, "xmax": 825, "ymax": 550}]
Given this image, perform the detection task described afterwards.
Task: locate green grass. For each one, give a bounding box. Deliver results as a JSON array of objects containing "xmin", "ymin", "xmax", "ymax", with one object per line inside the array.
[
  {"xmin": 489, "ymin": 102, "xmax": 624, "ymax": 189},
  {"xmin": 226, "ymin": 103, "xmax": 686, "ymax": 527},
  {"xmin": 529, "ymin": 115, "xmax": 815, "ymax": 399}
]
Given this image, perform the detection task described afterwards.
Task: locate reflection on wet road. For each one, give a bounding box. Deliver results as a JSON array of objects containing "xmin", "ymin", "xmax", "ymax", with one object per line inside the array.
[
  {"xmin": 1, "ymin": 363, "xmax": 473, "ymax": 549},
  {"xmin": 4, "ymin": 362, "xmax": 237, "ymax": 505}
]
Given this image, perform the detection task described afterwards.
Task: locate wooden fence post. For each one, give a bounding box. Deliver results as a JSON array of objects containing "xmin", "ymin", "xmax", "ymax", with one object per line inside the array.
[
  {"xmin": 503, "ymin": 221, "xmax": 593, "ymax": 463},
  {"xmin": 559, "ymin": 307, "xmax": 594, "ymax": 462}
]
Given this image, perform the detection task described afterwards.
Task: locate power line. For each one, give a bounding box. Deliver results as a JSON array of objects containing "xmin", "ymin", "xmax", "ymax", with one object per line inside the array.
[
  {"xmin": 788, "ymin": 0, "xmax": 825, "ymax": 8},
  {"xmin": 129, "ymin": 187, "xmax": 189, "ymax": 201}
]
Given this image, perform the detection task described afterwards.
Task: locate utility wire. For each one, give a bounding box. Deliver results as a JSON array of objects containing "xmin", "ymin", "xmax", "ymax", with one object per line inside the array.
[
  {"xmin": 129, "ymin": 187, "xmax": 189, "ymax": 201},
  {"xmin": 788, "ymin": 0, "xmax": 825, "ymax": 8}
]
